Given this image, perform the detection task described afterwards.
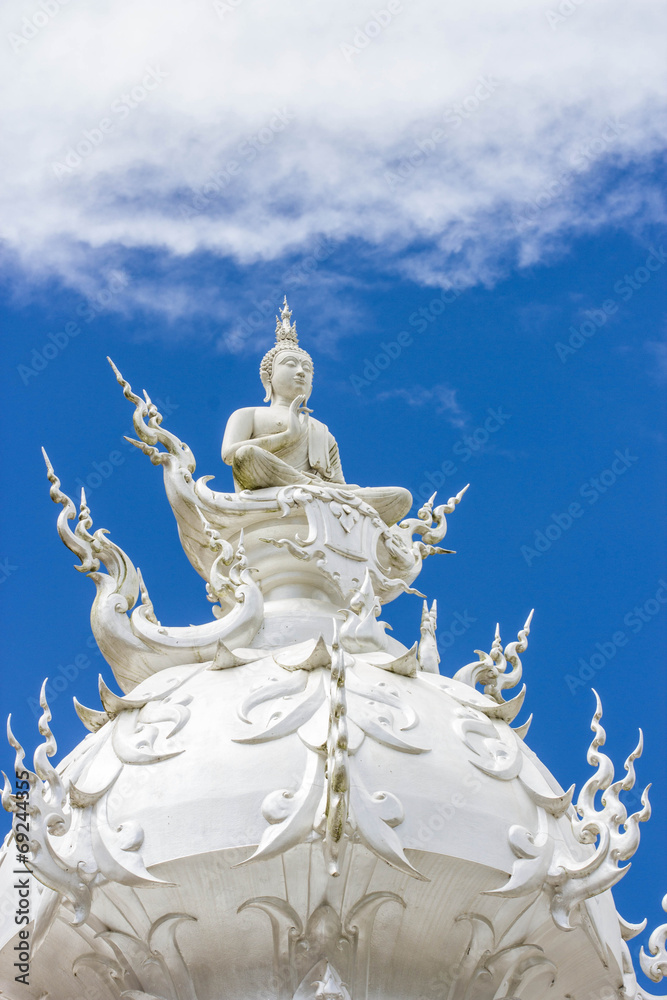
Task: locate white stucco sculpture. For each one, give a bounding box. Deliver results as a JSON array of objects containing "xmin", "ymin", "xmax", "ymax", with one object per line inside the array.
[
  {"xmin": 222, "ymin": 298, "xmax": 412, "ymax": 528},
  {"xmin": 0, "ymin": 299, "xmax": 665, "ymax": 1000}
]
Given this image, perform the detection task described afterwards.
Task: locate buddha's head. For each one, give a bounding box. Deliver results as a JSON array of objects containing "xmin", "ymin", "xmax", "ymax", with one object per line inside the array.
[{"xmin": 260, "ymin": 298, "xmax": 314, "ymax": 404}]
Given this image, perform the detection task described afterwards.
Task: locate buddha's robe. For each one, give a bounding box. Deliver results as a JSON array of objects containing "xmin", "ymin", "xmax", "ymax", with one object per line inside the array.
[
  {"xmin": 232, "ymin": 414, "xmax": 343, "ymax": 489},
  {"xmin": 232, "ymin": 414, "xmax": 411, "ymax": 526}
]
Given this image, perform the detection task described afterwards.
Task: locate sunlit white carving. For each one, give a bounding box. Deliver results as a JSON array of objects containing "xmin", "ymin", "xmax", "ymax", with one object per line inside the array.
[
  {"xmin": 2, "ymin": 686, "xmax": 167, "ymax": 927},
  {"xmin": 0, "ymin": 300, "xmax": 662, "ymax": 1000},
  {"xmin": 239, "ymin": 890, "xmax": 403, "ymax": 1000},
  {"xmin": 640, "ymin": 894, "xmax": 667, "ymax": 983},
  {"xmin": 42, "ymin": 451, "xmax": 263, "ymax": 692},
  {"xmin": 490, "ymin": 691, "xmax": 651, "ymax": 933}
]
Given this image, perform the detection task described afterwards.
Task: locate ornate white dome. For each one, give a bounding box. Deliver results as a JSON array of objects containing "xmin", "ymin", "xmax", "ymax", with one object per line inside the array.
[{"xmin": 1, "ymin": 341, "xmax": 665, "ymax": 1000}]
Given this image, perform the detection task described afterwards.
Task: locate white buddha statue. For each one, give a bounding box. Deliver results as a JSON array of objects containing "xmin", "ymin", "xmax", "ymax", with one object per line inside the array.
[{"xmin": 221, "ymin": 299, "xmax": 412, "ymax": 526}]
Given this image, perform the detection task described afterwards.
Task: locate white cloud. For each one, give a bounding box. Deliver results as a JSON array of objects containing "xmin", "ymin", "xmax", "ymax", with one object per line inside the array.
[
  {"xmin": 377, "ymin": 384, "xmax": 467, "ymax": 427},
  {"xmin": 1, "ymin": 0, "xmax": 666, "ymax": 315}
]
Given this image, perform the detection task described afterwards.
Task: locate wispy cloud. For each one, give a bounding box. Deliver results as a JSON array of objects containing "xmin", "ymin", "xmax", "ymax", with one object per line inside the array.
[
  {"xmin": 1, "ymin": 0, "xmax": 666, "ymax": 319},
  {"xmin": 645, "ymin": 336, "xmax": 667, "ymax": 384},
  {"xmin": 377, "ymin": 384, "xmax": 468, "ymax": 427}
]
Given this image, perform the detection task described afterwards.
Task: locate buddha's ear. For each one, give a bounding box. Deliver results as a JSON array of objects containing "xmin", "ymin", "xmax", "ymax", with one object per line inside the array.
[{"xmin": 261, "ymin": 378, "xmax": 272, "ymax": 403}]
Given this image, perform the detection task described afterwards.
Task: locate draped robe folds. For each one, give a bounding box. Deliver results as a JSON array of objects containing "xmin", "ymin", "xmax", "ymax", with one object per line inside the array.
[{"xmin": 231, "ymin": 413, "xmax": 412, "ymax": 526}]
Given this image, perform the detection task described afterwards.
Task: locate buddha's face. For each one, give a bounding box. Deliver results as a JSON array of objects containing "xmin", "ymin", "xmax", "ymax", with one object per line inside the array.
[{"xmin": 269, "ymin": 350, "xmax": 313, "ymax": 403}]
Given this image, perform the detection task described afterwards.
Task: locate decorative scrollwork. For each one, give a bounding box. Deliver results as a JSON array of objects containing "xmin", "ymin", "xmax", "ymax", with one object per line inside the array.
[
  {"xmin": 324, "ymin": 638, "xmax": 350, "ymax": 876},
  {"xmin": 2, "ymin": 685, "xmax": 169, "ymax": 926},
  {"xmin": 640, "ymin": 893, "xmax": 667, "ymax": 983},
  {"xmin": 454, "ymin": 612, "xmax": 533, "ymax": 702},
  {"xmin": 108, "ymin": 357, "xmax": 195, "ymax": 474},
  {"xmin": 74, "ymin": 911, "xmax": 199, "ymax": 1000},
  {"xmin": 417, "ymin": 599, "xmax": 440, "ymax": 674},
  {"xmin": 339, "ymin": 570, "xmax": 391, "ymax": 653},
  {"xmin": 395, "ymin": 484, "xmax": 469, "ymax": 556},
  {"xmin": 448, "ymin": 912, "xmax": 557, "ymax": 1000},
  {"xmin": 239, "ymin": 890, "xmax": 403, "ymax": 1000},
  {"xmin": 43, "ymin": 452, "xmax": 263, "ymax": 693},
  {"xmin": 489, "ymin": 691, "xmax": 651, "ymax": 933},
  {"xmin": 233, "ymin": 632, "xmax": 429, "ymax": 879}
]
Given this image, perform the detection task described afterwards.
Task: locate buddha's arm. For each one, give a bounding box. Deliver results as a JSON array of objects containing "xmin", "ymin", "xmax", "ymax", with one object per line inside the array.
[
  {"xmin": 221, "ymin": 404, "xmax": 300, "ymax": 465},
  {"xmin": 326, "ymin": 436, "xmax": 346, "ymax": 484}
]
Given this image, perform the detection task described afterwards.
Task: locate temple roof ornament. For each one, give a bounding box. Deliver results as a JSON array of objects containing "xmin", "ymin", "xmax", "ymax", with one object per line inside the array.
[
  {"xmin": 259, "ymin": 296, "xmax": 312, "ymax": 403},
  {"xmin": 0, "ymin": 299, "xmax": 664, "ymax": 1000}
]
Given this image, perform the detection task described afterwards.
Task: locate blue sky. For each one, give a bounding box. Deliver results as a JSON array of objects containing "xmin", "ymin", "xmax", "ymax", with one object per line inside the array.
[{"xmin": 1, "ymin": 0, "xmax": 666, "ymax": 988}]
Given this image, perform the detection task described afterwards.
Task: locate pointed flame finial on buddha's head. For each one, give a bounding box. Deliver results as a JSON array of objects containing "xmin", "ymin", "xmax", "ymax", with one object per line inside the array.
[
  {"xmin": 259, "ymin": 296, "xmax": 314, "ymax": 402},
  {"xmin": 275, "ymin": 295, "xmax": 297, "ymax": 343}
]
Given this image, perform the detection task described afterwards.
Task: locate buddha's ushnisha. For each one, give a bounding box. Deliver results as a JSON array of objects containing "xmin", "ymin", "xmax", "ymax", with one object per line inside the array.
[{"xmin": 221, "ymin": 298, "xmax": 412, "ymax": 525}]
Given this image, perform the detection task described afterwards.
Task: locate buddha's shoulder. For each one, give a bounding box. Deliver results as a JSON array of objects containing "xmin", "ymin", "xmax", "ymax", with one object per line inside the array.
[
  {"xmin": 226, "ymin": 405, "xmax": 260, "ymax": 423},
  {"xmin": 308, "ymin": 414, "xmax": 337, "ymax": 441},
  {"xmin": 230, "ymin": 405, "xmax": 261, "ymax": 415}
]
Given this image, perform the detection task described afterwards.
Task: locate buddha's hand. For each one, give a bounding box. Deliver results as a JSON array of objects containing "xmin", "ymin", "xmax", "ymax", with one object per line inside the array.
[{"xmin": 284, "ymin": 394, "xmax": 306, "ymax": 443}]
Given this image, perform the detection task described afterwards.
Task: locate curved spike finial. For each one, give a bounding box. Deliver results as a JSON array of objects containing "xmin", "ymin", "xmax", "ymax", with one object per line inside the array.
[
  {"xmin": 109, "ymin": 355, "xmax": 195, "ymax": 471},
  {"xmin": 107, "ymin": 355, "xmax": 141, "ymax": 406},
  {"xmin": 6, "ymin": 715, "xmax": 27, "ymax": 778},
  {"xmin": 41, "ymin": 445, "xmax": 54, "ymax": 476},
  {"xmin": 568, "ymin": 691, "xmax": 651, "ymax": 894},
  {"xmin": 33, "ymin": 680, "xmax": 58, "ymax": 779},
  {"xmin": 640, "ymin": 893, "xmax": 667, "ymax": 983}
]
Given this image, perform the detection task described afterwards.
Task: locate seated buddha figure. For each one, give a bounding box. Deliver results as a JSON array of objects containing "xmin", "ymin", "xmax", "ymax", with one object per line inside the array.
[{"xmin": 221, "ymin": 299, "xmax": 412, "ymax": 526}]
